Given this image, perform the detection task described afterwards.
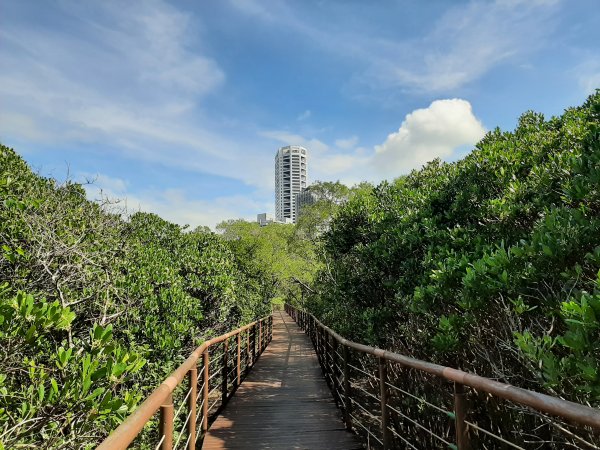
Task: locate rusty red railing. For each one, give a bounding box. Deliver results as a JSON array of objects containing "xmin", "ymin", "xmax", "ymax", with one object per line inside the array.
[
  {"xmin": 97, "ymin": 315, "xmax": 273, "ymax": 450},
  {"xmin": 286, "ymin": 304, "xmax": 600, "ymax": 449}
]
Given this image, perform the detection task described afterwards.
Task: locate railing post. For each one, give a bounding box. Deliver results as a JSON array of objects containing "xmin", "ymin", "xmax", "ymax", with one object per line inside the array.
[
  {"xmin": 324, "ymin": 332, "xmax": 331, "ymax": 385},
  {"xmin": 236, "ymin": 333, "xmax": 241, "ymax": 389},
  {"xmin": 246, "ymin": 328, "xmax": 251, "ymax": 374},
  {"xmin": 259, "ymin": 320, "xmax": 263, "ymax": 354},
  {"xmin": 316, "ymin": 324, "xmax": 321, "ymax": 365},
  {"xmin": 202, "ymin": 350, "xmax": 209, "ymax": 434},
  {"xmin": 188, "ymin": 367, "xmax": 197, "ymax": 450},
  {"xmin": 159, "ymin": 393, "xmax": 174, "ymax": 450},
  {"xmin": 379, "ymin": 357, "xmax": 391, "ymax": 450},
  {"xmin": 343, "ymin": 345, "xmax": 353, "ymax": 430},
  {"xmin": 252, "ymin": 324, "xmax": 257, "ymax": 363},
  {"xmin": 222, "ymin": 339, "xmax": 229, "ymax": 405},
  {"xmin": 454, "ymin": 382, "xmax": 470, "ymax": 450},
  {"xmin": 332, "ymin": 337, "xmax": 339, "ymax": 403},
  {"xmin": 270, "ymin": 315, "xmax": 273, "ymax": 342}
]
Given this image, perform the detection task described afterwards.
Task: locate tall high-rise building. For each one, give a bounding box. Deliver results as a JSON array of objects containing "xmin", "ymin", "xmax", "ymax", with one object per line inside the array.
[{"xmin": 275, "ymin": 145, "xmax": 308, "ymax": 223}]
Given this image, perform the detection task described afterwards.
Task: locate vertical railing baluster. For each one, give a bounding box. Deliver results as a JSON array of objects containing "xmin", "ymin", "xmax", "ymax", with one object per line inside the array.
[
  {"xmin": 315, "ymin": 324, "xmax": 321, "ymax": 365},
  {"xmin": 379, "ymin": 357, "xmax": 391, "ymax": 450},
  {"xmin": 222, "ymin": 339, "xmax": 229, "ymax": 405},
  {"xmin": 343, "ymin": 345, "xmax": 352, "ymax": 430},
  {"xmin": 332, "ymin": 337, "xmax": 339, "ymax": 403},
  {"xmin": 246, "ymin": 328, "xmax": 251, "ymax": 374},
  {"xmin": 324, "ymin": 332, "xmax": 330, "ymax": 384},
  {"xmin": 259, "ymin": 320, "xmax": 263, "ymax": 354},
  {"xmin": 236, "ymin": 333, "xmax": 241, "ymax": 389},
  {"xmin": 252, "ymin": 324, "xmax": 257, "ymax": 363},
  {"xmin": 202, "ymin": 350, "xmax": 209, "ymax": 434},
  {"xmin": 159, "ymin": 393, "xmax": 174, "ymax": 450},
  {"xmin": 188, "ymin": 367, "xmax": 197, "ymax": 449},
  {"xmin": 454, "ymin": 382, "xmax": 470, "ymax": 450}
]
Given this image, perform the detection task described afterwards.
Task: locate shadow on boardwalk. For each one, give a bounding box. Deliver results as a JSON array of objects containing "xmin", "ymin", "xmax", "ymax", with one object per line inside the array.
[{"xmin": 202, "ymin": 310, "xmax": 362, "ymax": 449}]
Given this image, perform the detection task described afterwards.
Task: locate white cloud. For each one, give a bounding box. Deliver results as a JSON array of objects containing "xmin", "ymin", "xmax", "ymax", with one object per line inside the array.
[
  {"xmin": 82, "ymin": 174, "xmax": 263, "ymax": 229},
  {"xmin": 262, "ymin": 99, "xmax": 485, "ymax": 185},
  {"xmin": 260, "ymin": 130, "xmax": 329, "ymax": 155},
  {"xmin": 78, "ymin": 173, "xmax": 128, "ymax": 195},
  {"xmin": 229, "ymin": 0, "xmax": 561, "ymax": 94},
  {"xmin": 335, "ymin": 136, "xmax": 359, "ymax": 150},
  {"xmin": 372, "ymin": 99, "xmax": 486, "ymax": 176},
  {"xmin": 373, "ymin": 99, "xmax": 485, "ymax": 176},
  {"xmin": 0, "ymin": 1, "xmax": 277, "ymax": 191},
  {"xmin": 297, "ymin": 110, "xmax": 312, "ymax": 121},
  {"xmin": 383, "ymin": 0, "xmax": 560, "ymax": 92},
  {"xmin": 574, "ymin": 58, "xmax": 600, "ymax": 96}
]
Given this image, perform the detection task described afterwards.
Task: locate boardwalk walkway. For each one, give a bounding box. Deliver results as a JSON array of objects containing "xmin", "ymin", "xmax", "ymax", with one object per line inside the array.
[{"xmin": 203, "ymin": 310, "xmax": 362, "ymax": 449}]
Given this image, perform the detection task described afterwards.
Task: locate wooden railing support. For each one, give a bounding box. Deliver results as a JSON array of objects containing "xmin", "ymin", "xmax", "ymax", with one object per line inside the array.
[
  {"xmin": 202, "ymin": 351, "xmax": 209, "ymax": 434},
  {"xmin": 222, "ymin": 339, "xmax": 229, "ymax": 405},
  {"xmin": 246, "ymin": 328, "xmax": 251, "ymax": 374},
  {"xmin": 188, "ymin": 367, "xmax": 197, "ymax": 449},
  {"xmin": 159, "ymin": 393, "xmax": 174, "ymax": 450},
  {"xmin": 454, "ymin": 382, "xmax": 470, "ymax": 450},
  {"xmin": 342, "ymin": 345, "xmax": 353, "ymax": 430},
  {"xmin": 259, "ymin": 320, "xmax": 263, "ymax": 354},
  {"xmin": 379, "ymin": 357, "xmax": 391, "ymax": 450},
  {"xmin": 332, "ymin": 337, "xmax": 339, "ymax": 403},
  {"xmin": 252, "ymin": 324, "xmax": 257, "ymax": 363},
  {"xmin": 236, "ymin": 333, "xmax": 241, "ymax": 389}
]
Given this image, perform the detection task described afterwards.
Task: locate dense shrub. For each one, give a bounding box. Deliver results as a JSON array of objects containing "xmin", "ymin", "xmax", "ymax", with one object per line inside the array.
[
  {"xmin": 309, "ymin": 92, "xmax": 600, "ymax": 409},
  {"xmin": 0, "ymin": 146, "xmax": 269, "ymax": 448}
]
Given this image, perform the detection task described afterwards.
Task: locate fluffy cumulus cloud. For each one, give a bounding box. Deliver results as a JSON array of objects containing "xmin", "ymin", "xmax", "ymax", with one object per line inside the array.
[
  {"xmin": 261, "ymin": 99, "xmax": 486, "ymax": 185},
  {"xmin": 372, "ymin": 99, "xmax": 486, "ymax": 177}
]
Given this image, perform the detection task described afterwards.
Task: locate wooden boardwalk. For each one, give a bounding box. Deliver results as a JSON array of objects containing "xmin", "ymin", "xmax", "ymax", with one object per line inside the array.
[{"xmin": 203, "ymin": 310, "xmax": 362, "ymax": 449}]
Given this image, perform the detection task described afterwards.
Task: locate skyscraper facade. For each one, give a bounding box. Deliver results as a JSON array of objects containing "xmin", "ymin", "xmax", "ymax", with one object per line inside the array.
[{"xmin": 275, "ymin": 145, "xmax": 308, "ymax": 223}]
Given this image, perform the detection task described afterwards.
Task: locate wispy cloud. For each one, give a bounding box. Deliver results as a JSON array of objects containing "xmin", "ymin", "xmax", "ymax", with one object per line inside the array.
[
  {"xmin": 379, "ymin": 0, "xmax": 561, "ymax": 92},
  {"xmin": 259, "ymin": 130, "xmax": 329, "ymax": 155},
  {"xmin": 0, "ymin": 0, "xmax": 274, "ymax": 189},
  {"xmin": 574, "ymin": 57, "xmax": 600, "ymax": 96},
  {"xmin": 297, "ymin": 110, "xmax": 312, "ymax": 121},
  {"xmin": 229, "ymin": 0, "xmax": 562, "ymax": 94},
  {"xmin": 335, "ymin": 136, "xmax": 359, "ymax": 150},
  {"xmin": 82, "ymin": 173, "xmax": 265, "ymax": 229}
]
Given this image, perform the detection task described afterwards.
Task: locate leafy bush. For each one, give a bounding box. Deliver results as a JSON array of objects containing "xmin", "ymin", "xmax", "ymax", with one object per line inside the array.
[
  {"xmin": 309, "ymin": 91, "xmax": 600, "ymax": 410},
  {"xmin": 0, "ymin": 145, "xmax": 269, "ymax": 448}
]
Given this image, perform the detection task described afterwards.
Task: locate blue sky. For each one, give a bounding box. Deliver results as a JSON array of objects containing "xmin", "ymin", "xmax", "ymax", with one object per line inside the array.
[{"xmin": 1, "ymin": 0, "xmax": 598, "ymax": 228}]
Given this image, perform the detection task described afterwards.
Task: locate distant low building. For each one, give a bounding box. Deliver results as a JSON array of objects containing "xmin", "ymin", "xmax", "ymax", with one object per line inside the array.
[
  {"xmin": 257, "ymin": 213, "xmax": 293, "ymax": 226},
  {"xmin": 257, "ymin": 213, "xmax": 275, "ymax": 227}
]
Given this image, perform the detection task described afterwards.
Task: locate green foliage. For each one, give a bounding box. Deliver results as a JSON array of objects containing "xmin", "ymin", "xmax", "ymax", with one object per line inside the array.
[
  {"xmin": 309, "ymin": 91, "xmax": 600, "ymax": 409},
  {"xmin": 0, "ymin": 145, "xmax": 269, "ymax": 448},
  {"xmin": 216, "ymin": 219, "xmax": 314, "ymax": 303}
]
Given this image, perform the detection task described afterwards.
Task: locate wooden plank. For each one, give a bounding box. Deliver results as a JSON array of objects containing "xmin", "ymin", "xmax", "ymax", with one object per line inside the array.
[{"xmin": 202, "ymin": 311, "xmax": 362, "ymax": 449}]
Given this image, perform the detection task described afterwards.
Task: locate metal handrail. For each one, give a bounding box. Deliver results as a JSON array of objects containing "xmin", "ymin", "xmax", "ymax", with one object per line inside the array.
[
  {"xmin": 286, "ymin": 304, "xmax": 600, "ymax": 449},
  {"xmin": 97, "ymin": 315, "xmax": 273, "ymax": 450}
]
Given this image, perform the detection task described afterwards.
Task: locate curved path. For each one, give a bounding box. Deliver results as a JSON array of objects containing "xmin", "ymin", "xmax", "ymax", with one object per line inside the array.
[{"xmin": 203, "ymin": 310, "xmax": 361, "ymax": 449}]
